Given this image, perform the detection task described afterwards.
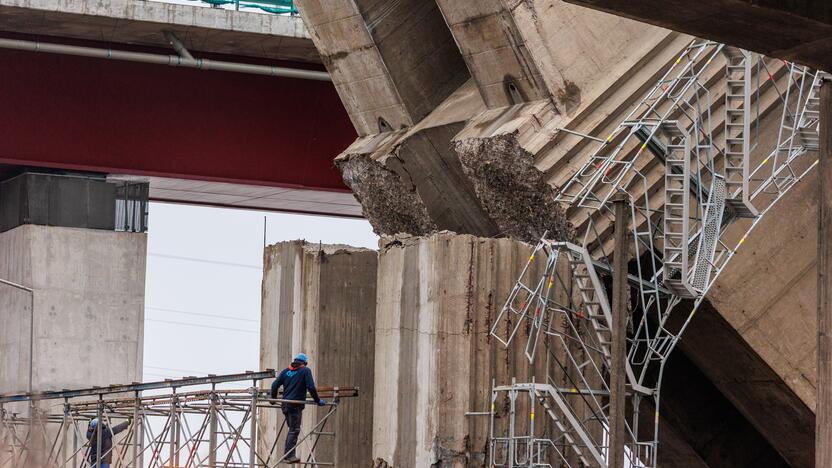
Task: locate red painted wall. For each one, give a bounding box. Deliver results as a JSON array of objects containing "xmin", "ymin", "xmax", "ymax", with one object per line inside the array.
[{"xmin": 0, "ymin": 45, "xmax": 356, "ymax": 191}]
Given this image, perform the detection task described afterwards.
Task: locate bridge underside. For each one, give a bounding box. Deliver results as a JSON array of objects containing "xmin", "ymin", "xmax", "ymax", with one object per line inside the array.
[
  {"xmin": 562, "ymin": 0, "xmax": 832, "ymax": 71},
  {"xmin": 0, "ymin": 36, "xmax": 359, "ymax": 216}
]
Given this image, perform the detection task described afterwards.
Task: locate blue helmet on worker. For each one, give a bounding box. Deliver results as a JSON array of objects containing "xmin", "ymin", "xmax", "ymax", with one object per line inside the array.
[{"xmin": 294, "ymin": 353, "xmax": 309, "ymax": 364}]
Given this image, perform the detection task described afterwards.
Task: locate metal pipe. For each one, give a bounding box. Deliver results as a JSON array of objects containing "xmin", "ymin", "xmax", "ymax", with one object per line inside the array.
[
  {"xmin": 0, "ymin": 37, "xmax": 331, "ymax": 81},
  {"xmin": 163, "ymin": 31, "xmax": 194, "ymax": 61},
  {"xmin": 95, "ymin": 399, "xmax": 103, "ymax": 468}
]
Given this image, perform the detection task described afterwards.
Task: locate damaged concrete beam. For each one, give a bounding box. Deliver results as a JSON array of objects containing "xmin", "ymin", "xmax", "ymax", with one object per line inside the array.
[
  {"xmin": 336, "ymin": 80, "xmax": 501, "ymax": 237},
  {"xmin": 454, "ymin": 125, "xmax": 575, "ymax": 243},
  {"xmin": 260, "ymin": 240, "xmax": 377, "ymax": 466},
  {"xmin": 296, "ymin": 0, "xmax": 469, "ymax": 136}
]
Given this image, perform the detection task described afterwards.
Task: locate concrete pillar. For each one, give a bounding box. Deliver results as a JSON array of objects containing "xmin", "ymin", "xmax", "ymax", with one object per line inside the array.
[
  {"xmin": 296, "ymin": 0, "xmax": 500, "ymax": 238},
  {"xmin": 817, "ymin": 79, "xmax": 832, "ymax": 468},
  {"xmin": 295, "ymin": 0, "xmax": 469, "ymax": 137},
  {"xmin": 373, "ymin": 233, "xmax": 561, "ymax": 467},
  {"xmin": 0, "ymin": 224, "xmax": 146, "ymax": 394},
  {"xmin": 260, "ymin": 240, "xmax": 377, "ymax": 466}
]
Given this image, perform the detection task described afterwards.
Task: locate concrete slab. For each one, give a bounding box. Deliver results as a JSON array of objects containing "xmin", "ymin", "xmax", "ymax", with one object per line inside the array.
[
  {"xmin": 0, "ymin": 0, "xmax": 318, "ymax": 62},
  {"xmin": 110, "ymin": 175, "xmax": 363, "ymax": 218},
  {"xmin": 562, "ymin": 0, "xmax": 832, "ymax": 71}
]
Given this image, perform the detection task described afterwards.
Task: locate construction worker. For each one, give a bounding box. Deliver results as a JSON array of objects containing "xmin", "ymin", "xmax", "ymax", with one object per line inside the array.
[
  {"xmin": 270, "ymin": 352, "xmax": 325, "ymax": 464},
  {"xmin": 86, "ymin": 417, "xmax": 130, "ymax": 468}
]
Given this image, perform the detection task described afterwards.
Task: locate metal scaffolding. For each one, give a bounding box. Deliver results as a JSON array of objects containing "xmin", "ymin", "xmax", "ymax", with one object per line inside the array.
[
  {"xmin": 0, "ymin": 371, "xmax": 356, "ymax": 468},
  {"xmin": 490, "ymin": 38, "xmax": 826, "ymax": 467}
]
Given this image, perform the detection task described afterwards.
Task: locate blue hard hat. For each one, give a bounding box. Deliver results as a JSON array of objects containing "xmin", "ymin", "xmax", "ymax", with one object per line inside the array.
[
  {"xmin": 294, "ymin": 353, "xmax": 309, "ymax": 364},
  {"xmin": 89, "ymin": 418, "xmax": 98, "ymax": 428}
]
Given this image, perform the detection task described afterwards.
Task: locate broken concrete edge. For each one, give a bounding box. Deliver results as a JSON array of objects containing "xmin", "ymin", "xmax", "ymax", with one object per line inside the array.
[
  {"xmin": 264, "ymin": 239, "xmax": 376, "ymax": 255},
  {"xmin": 378, "ymin": 230, "xmax": 536, "ymax": 251},
  {"xmin": 336, "ymin": 151, "xmax": 438, "ymax": 237},
  {"xmin": 454, "ymin": 131, "xmax": 576, "ymax": 244}
]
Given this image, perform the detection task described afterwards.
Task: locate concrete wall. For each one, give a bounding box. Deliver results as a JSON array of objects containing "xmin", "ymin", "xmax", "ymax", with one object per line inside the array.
[
  {"xmin": 373, "ymin": 233, "xmax": 559, "ymax": 467},
  {"xmin": 260, "ymin": 240, "xmax": 377, "ymax": 466},
  {"xmin": 0, "ymin": 224, "xmax": 146, "ymax": 394}
]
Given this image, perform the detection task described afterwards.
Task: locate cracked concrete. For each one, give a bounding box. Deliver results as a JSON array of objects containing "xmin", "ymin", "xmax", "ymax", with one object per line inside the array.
[
  {"xmin": 338, "ymin": 151, "xmax": 437, "ymax": 236},
  {"xmin": 455, "ymin": 131, "xmax": 574, "ymax": 243}
]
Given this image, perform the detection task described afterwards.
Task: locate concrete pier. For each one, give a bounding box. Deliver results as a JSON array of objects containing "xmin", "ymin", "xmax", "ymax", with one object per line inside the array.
[
  {"xmin": 0, "ymin": 224, "xmax": 146, "ymax": 394},
  {"xmin": 373, "ymin": 232, "xmax": 558, "ymax": 467},
  {"xmin": 260, "ymin": 240, "xmax": 377, "ymax": 466}
]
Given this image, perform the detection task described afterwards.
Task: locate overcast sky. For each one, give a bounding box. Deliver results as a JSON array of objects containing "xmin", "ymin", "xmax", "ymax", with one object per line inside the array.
[{"xmin": 142, "ymin": 202, "xmax": 377, "ymax": 383}]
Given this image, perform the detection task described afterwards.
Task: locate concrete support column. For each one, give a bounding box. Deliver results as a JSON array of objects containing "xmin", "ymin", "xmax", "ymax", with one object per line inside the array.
[
  {"xmin": 817, "ymin": 79, "xmax": 832, "ymax": 468},
  {"xmin": 0, "ymin": 224, "xmax": 146, "ymax": 394},
  {"xmin": 295, "ymin": 0, "xmax": 469, "ymax": 136},
  {"xmin": 373, "ymin": 233, "xmax": 559, "ymax": 466},
  {"xmin": 260, "ymin": 240, "xmax": 377, "ymax": 466}
]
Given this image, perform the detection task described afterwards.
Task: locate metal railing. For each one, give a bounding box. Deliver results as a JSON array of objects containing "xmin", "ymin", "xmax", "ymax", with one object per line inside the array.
[{"xmin": 145, "ymin": 0, "xmax": 298, "ymax": 15}]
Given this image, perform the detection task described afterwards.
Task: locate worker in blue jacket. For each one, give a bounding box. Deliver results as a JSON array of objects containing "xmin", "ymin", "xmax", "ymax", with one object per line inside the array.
[
  {"xmin": 270, "ymin": 352, "xmax": 325, "ymax": 464},
  {"xmin": 86, "ymin": 418, "xmax": 130, "ymax": 468}
]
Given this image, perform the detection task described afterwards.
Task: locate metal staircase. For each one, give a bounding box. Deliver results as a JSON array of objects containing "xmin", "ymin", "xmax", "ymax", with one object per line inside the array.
[
  {"xmin": 662, "ymin": 121, "xmax": 694, "ymax": 297},
  {"xmin": 723, "ymin": 47, "xmax": 758, "ymax": 217},
  {"xmin": 489, "ymin": 36, "xmax": 827, "ymax": 468}
]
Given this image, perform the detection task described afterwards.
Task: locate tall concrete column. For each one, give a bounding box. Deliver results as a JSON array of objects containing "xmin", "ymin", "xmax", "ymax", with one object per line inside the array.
[
  {"xmin": 0, "ymin": 173, "xmax": 146, "ymax": 396},
  {"xmin": 817, "ymin": 79, "xmax": 832, "ymax": 468},
  {"xmin": 260, "ymin": 240, "xmax": 377, "ymax": 466},
  {"xmin": 373, "ymin": 233, "xmax": 563, "ymax": 467}
]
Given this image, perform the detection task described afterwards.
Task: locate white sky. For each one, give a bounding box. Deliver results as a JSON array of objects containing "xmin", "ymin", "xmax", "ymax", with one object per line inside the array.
[
  {"xmin": 134, "ymin": 0, "xmax": 371, "ymax": 383},
  {"xmin": 142, "ymin": 202, "xmax": 377, "ymax": 382}
]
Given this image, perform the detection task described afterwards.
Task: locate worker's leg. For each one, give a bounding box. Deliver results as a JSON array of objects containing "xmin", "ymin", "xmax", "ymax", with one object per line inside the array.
[{"xmin": 282, "ymin": 405, "xmax": 303, "ymax": 459}]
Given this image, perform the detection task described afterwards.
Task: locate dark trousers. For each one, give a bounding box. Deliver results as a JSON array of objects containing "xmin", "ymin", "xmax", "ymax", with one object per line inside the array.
[{"xmin": 282, "ymin": 405, "xmax": 303, "ymax": 459}]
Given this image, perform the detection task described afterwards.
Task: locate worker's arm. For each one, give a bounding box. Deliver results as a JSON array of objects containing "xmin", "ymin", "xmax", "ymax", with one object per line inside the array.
[
  {"xmin": 111, "ymin": 421, "xmax": 130, "ymax": 435},
  {"xmin": 270, "ymin": 372, "xmax": 284, "ymax": 399},
  {"xmin": 85, "ymin": 425, "xmax": 95, "ymax": 441},
  {"xmin": 304, "ymin": 368, "xmax": 322, "ymax": 404}
]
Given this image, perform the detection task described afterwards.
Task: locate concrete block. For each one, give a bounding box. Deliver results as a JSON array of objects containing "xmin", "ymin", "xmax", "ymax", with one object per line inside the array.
[
  {"xmin": 0, "ymin": 225, "xmax": 146, "ymax": 394},
  {"xmin": 260, "ymin": 240, "xmax": 377, "ymax": 466}
]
